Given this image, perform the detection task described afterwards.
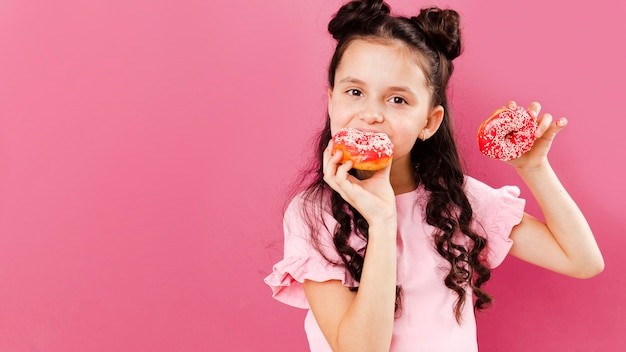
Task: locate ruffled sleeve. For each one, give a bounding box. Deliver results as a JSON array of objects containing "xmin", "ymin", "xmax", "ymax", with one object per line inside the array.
[
  {"xmin": 263, "ymin": 194, "xmax": 354, "ymax": 309},
  {"xmin": 465, "ymin": 177, "xmax": 526, "ymax": 268},
  {"xmin": 264, "ymin": 256, "xmax": 353, "ymax": 309}
]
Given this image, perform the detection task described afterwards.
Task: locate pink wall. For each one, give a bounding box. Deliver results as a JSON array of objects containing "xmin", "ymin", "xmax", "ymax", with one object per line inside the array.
[{"xmin": 0, "ymin": 0, "xmax": 623, "ymax": 350}]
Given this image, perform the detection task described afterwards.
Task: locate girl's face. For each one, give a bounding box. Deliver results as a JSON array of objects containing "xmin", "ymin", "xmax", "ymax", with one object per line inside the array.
[{"xmin": 328, "ymin": 38, "xmax": 444, "ymax": 173}]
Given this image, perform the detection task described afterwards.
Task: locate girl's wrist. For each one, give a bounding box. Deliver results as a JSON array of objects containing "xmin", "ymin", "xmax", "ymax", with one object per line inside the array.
[
  {"xmin": 512, "ymin": 158, "xmax": 552, "ymax": 176},
  {"xmin": 367, "ymin": 216, "xmax": 398, "ymax": 237}
]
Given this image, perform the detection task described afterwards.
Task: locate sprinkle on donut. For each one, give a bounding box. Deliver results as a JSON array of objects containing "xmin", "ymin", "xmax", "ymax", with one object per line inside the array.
[
  {"xmin": 477, "ymin": 105, "xmax": 537, "ymax": 161},
  {"xmin": 332, "ymin": 127, "xmax": 394, "ymax": 170}
]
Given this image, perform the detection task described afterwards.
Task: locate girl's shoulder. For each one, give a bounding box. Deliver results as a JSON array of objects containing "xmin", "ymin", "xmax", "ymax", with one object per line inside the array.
[
  {"xmin": 284, "ymin": 187, "xmax": 337, "ymax": 236},
  {"xmin": 463, "ymin": 175, "xmax": 520, "ymax": 201},
  {"xmin": 463, "ymin": 176, "xmax": 526, "ymax": 268},
  {"xmin": 463, "ymin": 175, "xmax": 525, "ymax": 220},
  {"xmin": 463, "ymin": 175, "xmax": 508, "ymax": 192},
  {"xmin": 286, "ymin": 187, "xmax": 332, "ymax": 216}
]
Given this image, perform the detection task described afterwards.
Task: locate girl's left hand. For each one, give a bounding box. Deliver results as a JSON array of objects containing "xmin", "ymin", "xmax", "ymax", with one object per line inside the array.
[{"xmin": 506, "ymin": 101, "xmax": 567, "ymax": 170}]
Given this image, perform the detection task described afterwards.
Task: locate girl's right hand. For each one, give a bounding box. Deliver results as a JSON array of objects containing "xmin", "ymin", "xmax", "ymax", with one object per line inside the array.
[
  {"xmin": 311, "ymin": 140, "xmax": 400, "ymax": 352},
  {"xmin": 322, "ymin": 140, "xmax": 397, "ymax": 225}
]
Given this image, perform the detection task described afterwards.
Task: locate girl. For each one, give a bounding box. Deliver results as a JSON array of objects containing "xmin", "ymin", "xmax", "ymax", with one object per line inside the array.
[{"xmin": 264, "ymin": 0, "xmax": 604, "ymax": 351}]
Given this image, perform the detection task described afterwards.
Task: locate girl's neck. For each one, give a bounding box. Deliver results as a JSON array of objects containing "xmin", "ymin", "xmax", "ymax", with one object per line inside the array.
[
  {"xmin": 391, "ymin": 174, "xmax": 417, "ymax": 195},
  {"xmin": 389, "ymin": 159, "xmax": 417, "ymax": 195}
]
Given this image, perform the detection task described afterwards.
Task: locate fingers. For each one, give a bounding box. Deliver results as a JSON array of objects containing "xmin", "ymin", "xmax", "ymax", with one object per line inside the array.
[
  {"xmin": 528, "ymin": 102, "xmax": 566, "ymax": 141},
  {"xmin": 527, "ymin": 101, "xmax": 541, "ymax": 118},
  {"xmin": 535, "ymin": 112, "xmax": 553, "ymax": 137},
  {"xmin": 322, "ymin": 140, "xmax": 337, "ymax": 176},
  {"xmin": 322, "ymin": 140, "xmax": 353, "ymax": 196},
  {"xmin": 537, "ymin": 115, "xmax": 567, "ymax": 141},
  {"xmin": 505, "ymin": 101, "xmax": 541, "ymax": 116},
  {"xmin": 504, "ymin": 100, "xmax": 567, "ymax": 140},
  {"xmin": 323, "ymin": 140, "xmax": 341, "ymax": 187},
  {"xmin": 322, "ymin": 139, "xmax": 394, "ymax": 204},
  {"xmin": 505, "ymin": 100, "xmax": 518, "ymax": 109}
]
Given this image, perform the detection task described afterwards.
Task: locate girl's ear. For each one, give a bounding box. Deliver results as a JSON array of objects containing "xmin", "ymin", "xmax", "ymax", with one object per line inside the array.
[{"xmin": 422, "ymin": 105, "xmax": 445, "ymax": 140}]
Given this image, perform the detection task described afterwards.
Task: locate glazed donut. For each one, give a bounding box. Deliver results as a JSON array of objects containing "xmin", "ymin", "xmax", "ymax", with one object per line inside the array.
[
  {"xmin": 477, "ymin": 105, "xmax": 537, "ymax": 161},
  {"xmin": 332, "ymin": 127, "xmax": 394, "ymax": 170}
]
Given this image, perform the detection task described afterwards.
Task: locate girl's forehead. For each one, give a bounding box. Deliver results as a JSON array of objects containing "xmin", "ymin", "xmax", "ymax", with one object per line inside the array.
[
  {"xmin": 336, "ymin": 38, "xmax": 429, "ymax": 87},
  {"xmin": 344, "ymin": 37, "xmax": 420, "ymax": 62}
]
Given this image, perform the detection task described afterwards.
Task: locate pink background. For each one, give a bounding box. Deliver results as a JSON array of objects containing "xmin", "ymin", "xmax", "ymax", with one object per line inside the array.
[{"xmin": 0, "ymin": 0, "xmax": 624, "ymax": 350}]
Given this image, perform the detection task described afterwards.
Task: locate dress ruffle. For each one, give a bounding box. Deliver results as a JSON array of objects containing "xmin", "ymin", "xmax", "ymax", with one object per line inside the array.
[
  {"xmin": 263, "ymin": 256, "xmax": 355, "ymax": 309},
  {"xmin": 483, "ymin": 185, "xmax": 526, "ymax": 268}
]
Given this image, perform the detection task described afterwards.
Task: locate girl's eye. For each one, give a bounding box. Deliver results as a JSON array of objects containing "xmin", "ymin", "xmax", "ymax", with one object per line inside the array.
[
  {"xmin": 390, "ymin": 96, "xmax": 407, "ymax": 104},
  {"xmin": 346, "ymin": 89, "xmax": 363, "ymax": 97}
]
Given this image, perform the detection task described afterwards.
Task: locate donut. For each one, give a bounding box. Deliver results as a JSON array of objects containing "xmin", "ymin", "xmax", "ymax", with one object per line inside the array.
[
  {"xmin": 477, "ymin": 105, "xmax": 537, "ymax": 161},
  {"xmin": 332, "ymin": 127, "xmax": 394, "ymax": 170}
]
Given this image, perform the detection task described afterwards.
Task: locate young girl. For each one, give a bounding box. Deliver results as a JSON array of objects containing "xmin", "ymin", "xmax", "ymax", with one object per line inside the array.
[{"xmin": 264, "ymin": 0, "xmax": 604, "ymax": 351}]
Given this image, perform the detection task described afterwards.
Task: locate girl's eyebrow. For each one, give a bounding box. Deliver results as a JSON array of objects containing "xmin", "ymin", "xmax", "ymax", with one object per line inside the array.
[
  {"xmin": 338, "ymin": 76, "xmax": 416, "ymax": 95},
  {"xmin": 388, "ymin": 86, "xmax": 416, "ymax": 96},
  {"xmin": 338, "ymin": 77, "xmax": 366, "ymax": 86}
]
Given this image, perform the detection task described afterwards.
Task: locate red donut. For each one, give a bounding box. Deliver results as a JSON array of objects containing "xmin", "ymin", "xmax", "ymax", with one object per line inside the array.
[
  {"xmin": 332, "ymin": 127, "xmax": 394, "ymax": 170},
  {"xmin": 477, "ymin": 105, "xmax": 537, "ymax": 161}
]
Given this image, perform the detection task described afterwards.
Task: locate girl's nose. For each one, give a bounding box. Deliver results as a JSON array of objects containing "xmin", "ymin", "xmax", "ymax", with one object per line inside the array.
[{"xmin": 358, "ymin": 101, "xmax": 384, "ymax": 124}]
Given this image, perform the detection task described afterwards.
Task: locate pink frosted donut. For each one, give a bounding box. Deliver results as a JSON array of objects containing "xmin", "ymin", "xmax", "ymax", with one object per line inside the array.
[
  {"xmin": 332, "ymin": 127, "xmax": 394, "ymax": 170},
  {"xmin": 477, "ymin": 106, "xmax": 537, "ymax": 161}
]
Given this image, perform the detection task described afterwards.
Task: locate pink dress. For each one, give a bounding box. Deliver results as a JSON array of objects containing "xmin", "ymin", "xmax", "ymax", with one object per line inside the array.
[{"xmin": 264, "ymin": 176, "xmax": 525, "ymax": 351}]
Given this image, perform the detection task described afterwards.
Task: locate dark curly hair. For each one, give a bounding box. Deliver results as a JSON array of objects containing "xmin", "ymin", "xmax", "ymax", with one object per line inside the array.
[{"xmin": 298, "ymin": 0, "xmax": 491, "ymax": 323}]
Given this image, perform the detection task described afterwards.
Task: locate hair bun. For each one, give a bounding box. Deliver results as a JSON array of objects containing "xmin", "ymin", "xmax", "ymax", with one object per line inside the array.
[
  {"xmin": 411, "ymin": 7, "xmax": 462, "ymax": 60},
  {"xmin": 328, "ymin": 0, "xmax": 390, "ymax": 41}
]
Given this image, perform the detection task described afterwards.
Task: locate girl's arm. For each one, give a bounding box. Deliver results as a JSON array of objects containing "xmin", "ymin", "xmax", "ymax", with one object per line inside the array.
[
  {"xmin": 302, "ymin": 142, "xmax": 398, "ymax": 352},
  {"xmin": 506, "ymin": 102, "xmax": 604, "ymax": 278}
]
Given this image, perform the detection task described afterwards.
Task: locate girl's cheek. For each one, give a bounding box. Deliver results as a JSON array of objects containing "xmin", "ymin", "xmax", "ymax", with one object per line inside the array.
[{"xmin": 331, "ymin": 101, "xmax": 354, "ymax": 119}]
